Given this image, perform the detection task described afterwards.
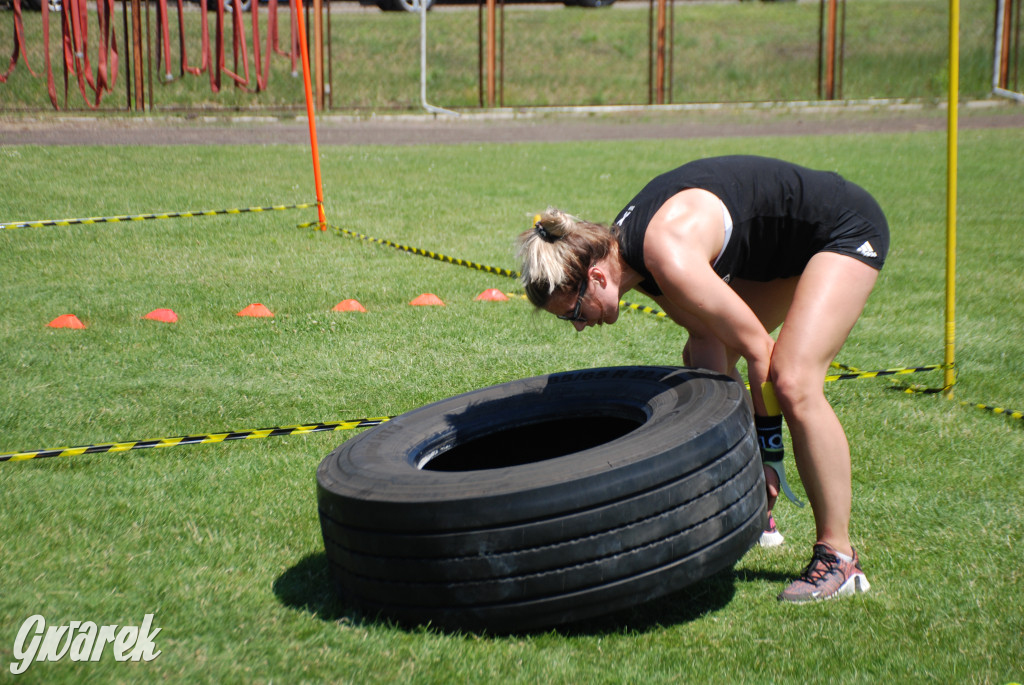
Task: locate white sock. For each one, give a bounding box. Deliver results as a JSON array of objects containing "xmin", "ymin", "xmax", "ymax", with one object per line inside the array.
[{"xmin": 835, "ymin": 549, "xmax": 854, "ymax": 563}]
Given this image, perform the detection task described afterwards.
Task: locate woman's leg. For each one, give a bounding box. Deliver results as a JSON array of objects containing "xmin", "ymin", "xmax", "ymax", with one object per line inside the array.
[
  {"xmin": 727, "ymin": 276, "xmax": 799, "ymax": 519},
  {"xmin": 768, "ymin": 252, "xmax": 879, "ymax": 557}
]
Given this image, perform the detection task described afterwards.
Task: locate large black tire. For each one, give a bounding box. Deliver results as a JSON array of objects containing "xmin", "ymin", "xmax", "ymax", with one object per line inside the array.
[{"xmin": 316, "ymin": 365, "xmax": 765, "ymax": 633}]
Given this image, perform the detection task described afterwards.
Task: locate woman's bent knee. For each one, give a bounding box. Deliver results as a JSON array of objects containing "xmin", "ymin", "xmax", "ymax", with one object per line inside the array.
[{"xmin": 770, "ymin": 369, "xmax": 826, "ymax": 417}]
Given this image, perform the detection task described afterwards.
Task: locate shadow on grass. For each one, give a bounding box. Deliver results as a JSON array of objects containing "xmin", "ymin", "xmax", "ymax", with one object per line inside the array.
[
  {"xmin": 273, "ymin": 552, "xmax": 792, "ymax": 636},
  {"xmin": 272, "ymin": 552, "xmax": 354, "ymax": 624}
]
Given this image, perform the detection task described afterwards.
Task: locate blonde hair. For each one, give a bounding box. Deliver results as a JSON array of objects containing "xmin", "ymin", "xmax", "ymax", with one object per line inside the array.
[{"xmin": 515, "ymin": 207, "xmax": 618, "ymax": 308}]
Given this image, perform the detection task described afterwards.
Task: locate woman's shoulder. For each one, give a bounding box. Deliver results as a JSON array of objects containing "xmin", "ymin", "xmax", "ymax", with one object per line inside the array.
[{"xmin": 644, "ymin": 189, "xmax": 727, "ymax": 267}]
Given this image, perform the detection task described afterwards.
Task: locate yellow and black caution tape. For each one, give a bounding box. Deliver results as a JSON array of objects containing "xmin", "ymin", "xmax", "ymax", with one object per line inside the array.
[
  {"xmin": 744, "ymin": 363, "xmax": 944, "ymax": 390},
  {"xmin": 0, "ymin": 417, "xmax": 392, "ymax": 463},
  {"xmin": 620, "ymin": 300, "xmax": 668, "ymax": 318},
  {"xmin": 825, "ymin": 364, "xmax": 945, "ymax": 383},
  {"xmin": 318, "ymin": 223, "xmax": 521, "ymax": 280},
  {"xmin": 890, "ymin": 380, "xmax": 1023, "ymax": 423},
  {"xmin": 889, "ymin": 382, "xmax": 949, "ymax": 395},
  {"xmin": 956, "ymin": 399, "xmax": 1024, "ymax": 422},
  {"xmin": 2, "ymin": 203, "xmax": 315, "ymax": 230},
  {"xmin": 844, "ymin": 362, "xmax": 1021, "ymax": 425}
]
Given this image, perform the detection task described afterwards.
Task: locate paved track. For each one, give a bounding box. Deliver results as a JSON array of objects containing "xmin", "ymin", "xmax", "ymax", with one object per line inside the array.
[{"xmin": 2, "ymin": 103, "xmax": 1022, "ymax": 145}]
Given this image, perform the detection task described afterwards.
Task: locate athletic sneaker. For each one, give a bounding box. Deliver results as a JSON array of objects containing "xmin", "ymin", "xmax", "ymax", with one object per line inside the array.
[
  {"xmin": 758, "ymin": 512, "xmax": 785, "ymax": 547},
  {"xmin": 778, "ymin": 542, "xmax": 871, "ymax": 603}
]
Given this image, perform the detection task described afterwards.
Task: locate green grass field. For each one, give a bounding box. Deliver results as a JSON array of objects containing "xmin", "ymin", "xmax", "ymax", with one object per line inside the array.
[
  {"xmin": 1, "ymin": 126, "xmax": 1023, "ymax": 682},
  {"xmin": 0, "ymin": 0, "xmax": 1002, "ymax": 111}
]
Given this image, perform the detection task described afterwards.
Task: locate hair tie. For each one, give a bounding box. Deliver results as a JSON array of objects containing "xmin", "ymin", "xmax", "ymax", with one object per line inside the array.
[{"xmin": 533, "ymin": 215, "xmax": 555, "ymax": 243}]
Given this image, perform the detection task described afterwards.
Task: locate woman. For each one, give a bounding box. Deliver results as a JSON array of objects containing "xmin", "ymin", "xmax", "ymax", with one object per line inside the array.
[{"xmin": 516, "ymin": 155, "xmax": 888, "ymax": 603}]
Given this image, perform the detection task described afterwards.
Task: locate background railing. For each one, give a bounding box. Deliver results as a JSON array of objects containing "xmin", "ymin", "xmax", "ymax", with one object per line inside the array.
[{"xmin": 0, "ymin": 0, "xmax": 1010, "ymax": 112}]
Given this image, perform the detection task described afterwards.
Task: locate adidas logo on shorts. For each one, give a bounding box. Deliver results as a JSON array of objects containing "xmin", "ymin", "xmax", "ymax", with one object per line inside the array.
[{"xmin": 856, "ymin": 241, "xmax": 878, "ymax": 259}]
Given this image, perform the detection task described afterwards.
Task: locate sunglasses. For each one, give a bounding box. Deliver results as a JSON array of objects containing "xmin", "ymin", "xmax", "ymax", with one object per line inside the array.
[{"xmin": 557, "ymin": 278, "xmax": 589, "ymax": 323}]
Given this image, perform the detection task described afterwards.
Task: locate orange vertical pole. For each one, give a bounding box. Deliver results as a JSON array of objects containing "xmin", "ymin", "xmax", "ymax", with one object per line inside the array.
[{"xmin": 294, "ymin": 0, "xmax": 327, "ymax": 229}]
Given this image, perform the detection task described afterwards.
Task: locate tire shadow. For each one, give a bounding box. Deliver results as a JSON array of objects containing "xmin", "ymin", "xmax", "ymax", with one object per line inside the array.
[
  {"xmin": 272, "ymin": 553, "xmax": 354, "ymax": 624},
  {"xmin": 556, "ymin": 565, "xmax": 790, "ymax": 636},
  {"xmin": 273, "ymin": 553, "xmax": 790, "ymax": 636}
]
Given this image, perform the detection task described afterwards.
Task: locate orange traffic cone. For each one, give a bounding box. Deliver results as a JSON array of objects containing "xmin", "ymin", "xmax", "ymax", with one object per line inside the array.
[
  {"xmin": 237, "ymin": 303, "xmax": 274, "ymax": 317},
  {"xmin": 332, "ymin": 299, "xmax": 367, "ymax": 313},
  {"xmin": 474, "ymin": 288, "xmax": 509, "ymax": 301},
  {"xmin": 409, "ymin": 293, "xmax": 445, "ymax": 306},
  {"xmin": 143, "ymin": 308, "xmax": 178, "ymax": 323},
  {"xmin": 47, "ymin": 314, "xmax": 86, "ymax": 329}
]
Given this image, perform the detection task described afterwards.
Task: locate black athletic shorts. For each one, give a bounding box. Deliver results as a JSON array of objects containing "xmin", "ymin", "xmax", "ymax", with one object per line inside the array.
[{"xmin": 819, "ymin": 179, "xmax": 890, "ymax": 271}]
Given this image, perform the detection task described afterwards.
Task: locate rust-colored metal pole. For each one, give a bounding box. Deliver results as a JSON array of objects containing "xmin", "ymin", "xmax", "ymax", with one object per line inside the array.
[
  {"xmin": 1011, "ymin": 0, "xmax": 1019, "ymax": 89},
  {"xmin": 131, "ymin": 0, "xmax": 144, "ymax": 110},
  {"xmin": 499, "ymin": 0, "xmax": 504, "ymax": 107},
  {"xmin": 647, "ymin": 0, "xmax": 653, "ymax": 104},
  {"xmin": 655, "ymin": 0, "xmax": 666, "ymax": 104},
  {"xmin": 177, "ymin": 0, "xmax": 186, "ymax": 77},
  {"xmin": 838, "ymin": 0, "xmax": 846, "ymax": 98},
  {"xmin": 477, "ymin": 0, "xmax": 483, "ymax": 107},
  {"xmin": 314, "ymin": 0, "xmax": 324, "ymax": 110},
  {"xmin": 825, "ymin": 0, "xmax": 837, "ymax": 99},
  {"xmin": 486, "ymin": 0, "xmax": 496, "ymax": 107},
  {"xmin": 817, "ymin": 0, "xmax": 823, "ymax": 97},
  {"xmin": 1014, "ymin": 0, "xmax": 1021, "ymax": 90},
  {"xmin": 146, "ymin": 0, "xmax": 154, "ymax": 109},
  {"xmin": 668, "ymin": 0, "xmax": 674, "ymax": 103},
  {"xmin": 327, "ymin": 0, "xmax": 333, "ymax": 108},
  {"xmin": 999, "ymin": 0, "xmax": 1013, "ymax": 87},
  {"xmin": 123, "ymin": 0, "xmax": 133, "ymax": 109}
]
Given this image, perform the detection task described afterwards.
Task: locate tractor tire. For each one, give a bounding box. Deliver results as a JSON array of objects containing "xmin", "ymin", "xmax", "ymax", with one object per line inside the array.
[{"xmin": 316, "ymin": 365, "xmax": 765, "ymax": 633}]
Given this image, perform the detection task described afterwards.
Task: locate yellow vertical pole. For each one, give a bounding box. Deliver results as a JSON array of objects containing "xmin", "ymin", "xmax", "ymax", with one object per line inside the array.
[{"xmin": 944, "ymin": 0, "xmax": 959, "ymax": 396}]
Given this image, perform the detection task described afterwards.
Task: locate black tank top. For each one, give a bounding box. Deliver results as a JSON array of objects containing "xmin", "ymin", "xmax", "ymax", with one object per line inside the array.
[{"xmin": 613, "ymin": 155, "xmax": 845, "ymax": 294}]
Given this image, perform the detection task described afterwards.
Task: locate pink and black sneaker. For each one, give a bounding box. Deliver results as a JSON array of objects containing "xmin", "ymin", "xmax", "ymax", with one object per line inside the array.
[{"xmin": 778, "ymin": 542, "xmax": 871, "ymax": 603}]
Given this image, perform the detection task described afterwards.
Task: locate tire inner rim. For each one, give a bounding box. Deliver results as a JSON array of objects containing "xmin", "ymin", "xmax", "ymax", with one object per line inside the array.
[{"xmin": 417, "ymin": 406, "xmax": 648, "ymax": 472}]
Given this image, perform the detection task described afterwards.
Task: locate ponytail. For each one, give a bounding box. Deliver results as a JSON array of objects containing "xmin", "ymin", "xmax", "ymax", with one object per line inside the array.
[{"xmin": 515, "ymin": 207, "xmax": 617, "ymax": 308}]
